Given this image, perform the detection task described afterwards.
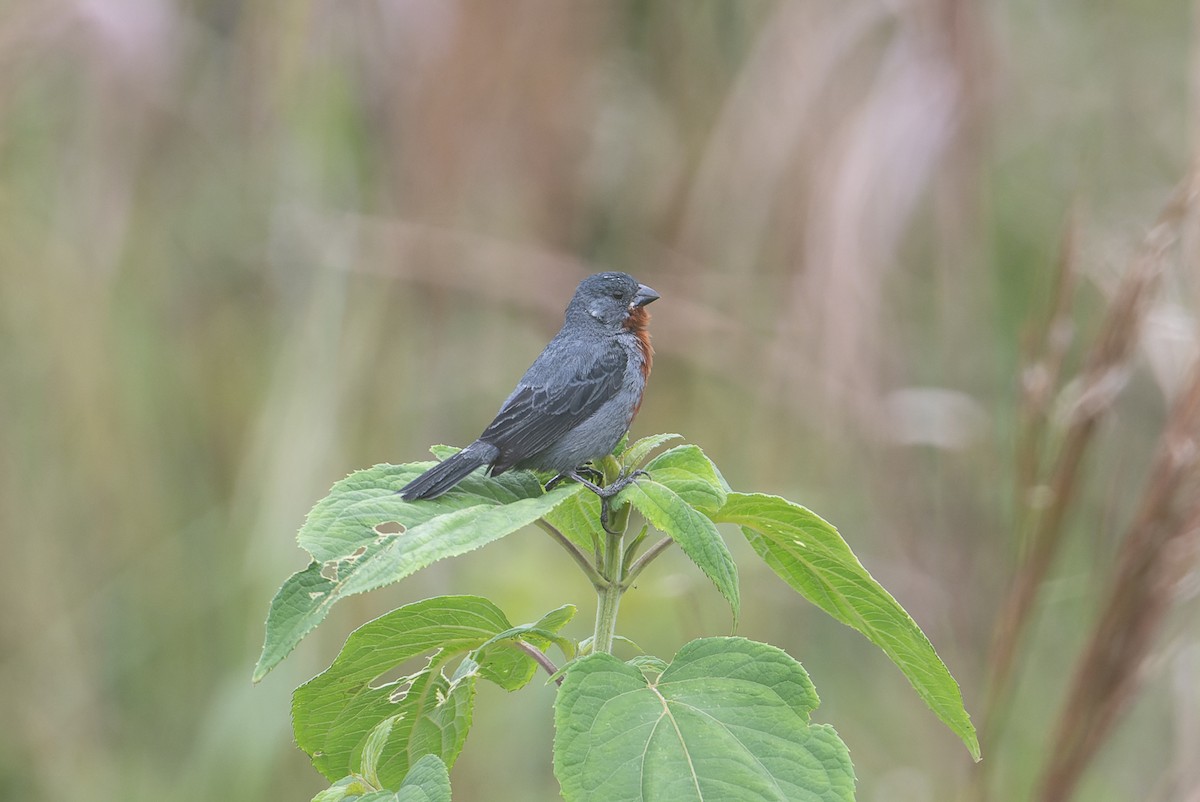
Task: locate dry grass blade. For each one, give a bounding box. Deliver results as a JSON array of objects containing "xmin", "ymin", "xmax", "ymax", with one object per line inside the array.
[
  {"xmin": 1014, "ymin": 208, "xmax": 1080, "ymax": 520},
  {"xmin": 1036, "ymin": 361, "xmax": 1200, "ymax": 801},
  {"xmin": 978, "ymin": 180, "xmax": 1191, "ymax": 765}
]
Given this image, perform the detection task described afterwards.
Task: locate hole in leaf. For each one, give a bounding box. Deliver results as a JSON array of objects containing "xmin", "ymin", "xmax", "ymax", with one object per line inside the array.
[
  {"xmin": 345, "ymin": 546, "xmax": 367, "ymax": 561},
  {"xmin": 375, "ymin": 521, "xmax": 406, "ymax": 536},
  {"xmin": 370, "ymin": 653, "xmax": 440, "ymax": 692},
  {"xmin": 320, "ymin": 561, "xmax": 339, "ymax": 582},
  {"xmin": 388, "ymin": 678, "xmax": 417, "ymax": 703}
]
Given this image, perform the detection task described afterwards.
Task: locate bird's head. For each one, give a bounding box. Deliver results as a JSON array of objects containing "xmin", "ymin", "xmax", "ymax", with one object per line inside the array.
[{"xmin": 567, "ymin": 272, "xmax": 659, "ymax": 330}]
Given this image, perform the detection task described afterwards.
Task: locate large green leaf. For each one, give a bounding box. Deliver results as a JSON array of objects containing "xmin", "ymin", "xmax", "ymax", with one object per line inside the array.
[
  {"xmin": 713, "ymin": 492, "xmax": 979, "ymax": 761},
  {"xmin": 554, "ymin": 637, "xmax": 855, "ymax": 802},
  {"xmin": 254, "ymin": 463, "xmax": 582, "ymax": 680},
  {"xmin": 293, "ymin": 595, "xmax": 573, "ymax": 786}
]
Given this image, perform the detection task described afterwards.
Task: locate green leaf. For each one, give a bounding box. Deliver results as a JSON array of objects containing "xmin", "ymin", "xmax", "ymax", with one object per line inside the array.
[
  {"xmin": 625, "ymin": 654, "xmax": 669, "ymax": 675},
  {"xmin": 466, "ymin": 604, "xmax": 578, "ymax": 689},
  {"xmin": 292, "ymin": 595, "xmax": 557, "ymax": 785},
  {"xmin": 395, "ymin": 754, "xmax": 452, "ymax": 802},
  {"xmin": 254, "ymin": 463, "xmax": 583, "ymax": 679},
  {"xmin": 642, "ymin": 444, "xmax": 728, "ymax": 513},
  {"xmin": 540, "ymin": 490, "xmax": 604, "ymax": 556},
  {"xmin": 713, "ymin": 492, "xmax": 979, "ymax": 761},
  {"xmin": 254, "ymin": 561, "xmax": 336, "ymax": 682},
  {"xmin": 619, "ymin": 433, "xmax": 683, "ymax": 470},
  {"xmin": 312, "ymin": 776, "xmax": 373, "ymax": 802},
  {"xmin": 428, "ymin": 444, "xmax": 461, "ymax": 461},
  {"xmin": 554, "ymin": 637, "xmax": 855, "ymax": 802},
  {"xmin": 314, "ymin": 759, "xmax": 450, "ymax": 802},
  {"xmin": 539, "ymin": 439, "xmax": 702, "ymax": 557},
  {"xmin": 361, "ymin": 715, "xmax": 401, "ymax": 788},
  {"xmin": 626, "ymin": 480, "xmax": 740, "ymax": 625}
]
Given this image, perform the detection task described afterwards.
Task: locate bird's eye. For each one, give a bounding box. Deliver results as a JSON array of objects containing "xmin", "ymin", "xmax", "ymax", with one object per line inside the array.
[{"xmin": 611, "ymin": 291, "xmax": 623, "ymax": 300}]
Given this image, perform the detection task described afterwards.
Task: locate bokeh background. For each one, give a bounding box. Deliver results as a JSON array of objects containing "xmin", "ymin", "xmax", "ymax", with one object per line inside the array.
[{"xmin": 3, "ymin": 1, "xmax": 1199, "ymax": 800}]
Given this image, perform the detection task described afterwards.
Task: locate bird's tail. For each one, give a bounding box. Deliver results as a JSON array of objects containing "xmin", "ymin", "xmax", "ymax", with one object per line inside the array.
[{"xmin": 399, "ymin": 441, "xmax": 497, "ymax": 501}]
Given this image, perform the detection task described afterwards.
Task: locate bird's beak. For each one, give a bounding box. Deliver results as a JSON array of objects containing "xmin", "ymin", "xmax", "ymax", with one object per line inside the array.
[{"xmin": 633, "ymin": 284, "xmax": 660, "ymax": 308}]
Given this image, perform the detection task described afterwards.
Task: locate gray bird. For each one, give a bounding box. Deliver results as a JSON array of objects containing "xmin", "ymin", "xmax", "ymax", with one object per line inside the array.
[{"xmin": 399, "ymin": 272, "xmax": 659, "ymax": 524}]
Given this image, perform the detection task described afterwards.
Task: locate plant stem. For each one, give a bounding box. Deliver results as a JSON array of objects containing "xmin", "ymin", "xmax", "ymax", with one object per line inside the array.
[
  {"xmin": 622, "ymin": 536, "xmax": 674, "ymax": 589},
  {"xmin": 536, "ymin": 519, "xmax": 605, "ymax": 588},
  {"xmin": 592, "ymin": 526, "xmax": 624, "ymax": 654},
  {"xmin": 590, "ymin": 492, "xmax": 636, "ymax": 655},
  {"xmin": 513, "ymin": 639, "xmax": 563, "ymax": 686}
]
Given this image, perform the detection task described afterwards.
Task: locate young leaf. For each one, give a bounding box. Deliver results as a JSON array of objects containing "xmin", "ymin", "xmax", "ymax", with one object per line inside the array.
[
  {"xmin": 312, "ymin": 776, "xmax": 374, "ymax": 802},
  {"xmin": 293, "ymin": 595, "xmax": 566, "ymax": 786},
  {"xmin": 713, "ymin": 492, "xmax": 980, "ymax": 761},
  {"xmin": 619, "ymin": 432, "xmax": 683, "ymax": 470},
  {"xmin": 467, "ymin": 604, "xmax": 578, "ymax": 689},
  {"xmin": 554, "ymin": 637, "xmax": 855, "ymax": 802},
  {"xmin": 315, "ymin": 756, "xmax": 451, "ymax": 802},
  {"xmin": 361, "ymin": 715, "xmax": 401, "ymax": 788},
  {"xmin": 642, "ymin": 444, "xmax": 728, "ymax": 513},
  {"xmin": 625, "ymin": 654, "xmax": 669, "ymax": 676},
  {"xmin": 254, "ymin": 463, "xmax": 583, "ymax": 679},
  {"xmin": 626, "ymin": 480, "xmax": 740, "ymax": 625}
]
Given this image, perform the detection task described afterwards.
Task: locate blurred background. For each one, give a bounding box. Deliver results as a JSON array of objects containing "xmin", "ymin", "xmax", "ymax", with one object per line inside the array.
[{"xmin": 2, "ymin": 1, "xmax": 1199, "ymax": 800}]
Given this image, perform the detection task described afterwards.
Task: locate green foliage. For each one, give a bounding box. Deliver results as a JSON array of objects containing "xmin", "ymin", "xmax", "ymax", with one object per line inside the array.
[
  {"xmin": 292, "ymin": 595, "xmax": 575, "ymax": 786},
  {"xmin": 713, "ymin": 493, "xmax": 981, "ymax": 761},
  {"xmin": 260, "ymin": 436, "xmax": 978, "ymax": 800},
  {"xmin": 313, "ymin": 754, "xmax": 451, "ymax": 802},
  {"xmin": 624, "ymin": 444, "xmax": 739, "ymax": 623},
  {"xmin": 253, "ymin": 465, "xmax": 584, "ymax": 681},
  {"xmin": 554, "ymin": 638, "xmax": 855, "ymax": 802}
]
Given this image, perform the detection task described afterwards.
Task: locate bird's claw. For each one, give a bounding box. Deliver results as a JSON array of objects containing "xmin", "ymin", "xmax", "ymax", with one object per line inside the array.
[
  {"xmin": 545, "ymin": 465, "xmax": 605, "ymax": 494},
  {"xmin": 600, "ymin": 468, "xmax": 648, "ymax": 498},
  {"xmin": 563, "ymin": 468, "xmax": 650, "ymax": 534}
]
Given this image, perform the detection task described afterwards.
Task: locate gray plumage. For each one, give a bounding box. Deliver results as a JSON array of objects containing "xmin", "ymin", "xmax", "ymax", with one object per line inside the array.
[{"xmin": 399, "ymin": 272, "xmax": 657, "ymax": 501}]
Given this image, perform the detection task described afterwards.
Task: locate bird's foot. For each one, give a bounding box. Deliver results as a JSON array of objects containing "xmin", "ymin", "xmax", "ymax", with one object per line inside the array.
[
  {"xmin": 600, "ymin": 468, "xmax": 649, "ymax": 498},
  {"xmin": 565, "ymin": 468, "xmax": 649, "ymax": 534},
  {"xmin": 545, "ymin": 465, "xmax": 604, "ymax": 493}
]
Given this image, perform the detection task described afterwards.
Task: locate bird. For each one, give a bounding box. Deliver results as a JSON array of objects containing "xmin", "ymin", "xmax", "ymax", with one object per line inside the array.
[{"xmin": 399, "ymin": 271, "xmax": 658, "ymax": 525}]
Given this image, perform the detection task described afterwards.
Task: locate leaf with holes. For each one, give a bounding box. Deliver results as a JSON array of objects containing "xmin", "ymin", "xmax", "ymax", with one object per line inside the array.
[
  {"xmin": 253, "ymin": 462, "xmax": 583, "ymax": 680},
  {"xmin": 293, "ymin": 595, "xmax": 573, "ymax": 786}
]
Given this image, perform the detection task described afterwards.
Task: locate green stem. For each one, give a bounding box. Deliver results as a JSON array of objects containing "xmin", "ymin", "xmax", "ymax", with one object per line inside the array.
[
  {"xmin": 536, "ymin": 519, "xmax": 605, "ymax": 588},
  {"xmin": 592, "ymin": 527, "xmax": 624, "ymax": 654},
  {"xmin": 622, "ymin": 536, "xmax": 673, "ymax": 589},
  {"xmin": 589, "ymin": 456, "xmax": 636, "ymax": 656}
]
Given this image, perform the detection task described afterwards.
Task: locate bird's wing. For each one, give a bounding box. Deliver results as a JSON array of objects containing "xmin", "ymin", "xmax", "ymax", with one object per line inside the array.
[{"xmin": 481, "ymin": 341, "xmax": 627, "ymax": 472}]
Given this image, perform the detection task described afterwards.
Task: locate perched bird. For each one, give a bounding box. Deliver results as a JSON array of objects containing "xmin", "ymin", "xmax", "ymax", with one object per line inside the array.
[{"xmin": 399, "ymin": 271, "xmax": 658, "ymax": 520}]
